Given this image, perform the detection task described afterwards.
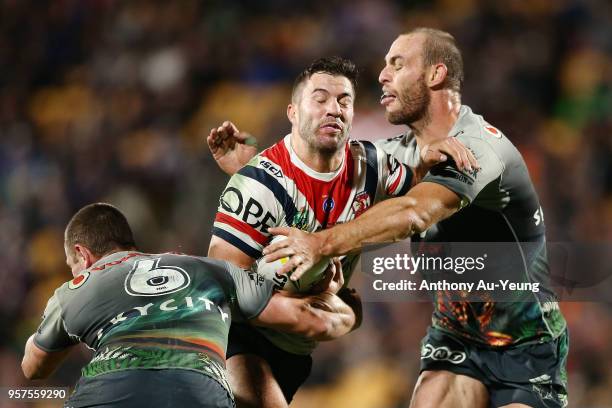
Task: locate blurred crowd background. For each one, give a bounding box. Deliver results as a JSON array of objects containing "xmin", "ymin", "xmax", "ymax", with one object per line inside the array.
[{"xmin": 1, "ymin": 0, "xmax": 611, "ymax": 407}]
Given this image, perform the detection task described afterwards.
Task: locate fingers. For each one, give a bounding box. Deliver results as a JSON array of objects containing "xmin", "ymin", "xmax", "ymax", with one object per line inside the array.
[
  {"xmin": 332, "ymin": 258, "xmax": 343, "ymax": 282},
  {"xmin": 289, "ymin": 262, "xmax": 312, "ymax": 281},
  {"xmin": 208, "ymin": 127, "xmax": 232, "ymax": 154},
  {"xmin": 464, "ymin": 143, "xmax": 479, "ymax": 170},
  {"xmin": 263, "ymin": 227, "xmax": 293, "ymax": 253},
  {"xmin": 218, "ymin": 123, "xmax": 236, "ymax": 149},
  {"xmin": 219, "ymin": 120, "xmax": 258, "ymax": 147},
  {"xmin": 425, "ymin": 138, "xmax": 478, "ymax": 172},
  {"xmin": 207, "ymin": 128, "xmax": 219, "ymax": 153},
  {"xmin": 449, "ymin": 138, "xmax": 479, "ymax": 172},
  {"xmin": 314, "ymin": 265, "xmax": 335, "ymax": 293},
  {"xmin": 267, "ymin": 226, "xmax": 293, "ymax": 236},
  {"xmin": 263, "ymin": 241, "xmax": 291, "ymax": 262},
  {"xmin": 224, "ymin": 121, "xmax": 239, "ymax": 137},
  {"xmin": 439, "ymin": 139, "xmax": 465, "ymax": 171},
  {"xmin": 207, "ymin": 121, "xmax": 239, "ymax": 153},
  {"xmin": 274, "ymin": 253, "xmax": 313, "ymax": 280},
  {"xmin": 450, "ymin": 138, "xmax": 470, "ymax": 172}
]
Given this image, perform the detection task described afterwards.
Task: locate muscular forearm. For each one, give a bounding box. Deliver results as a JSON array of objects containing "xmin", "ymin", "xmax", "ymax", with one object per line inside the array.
[
  {"xmin": 305, "ymin": 292, "xmax": 356, "ymax": 341},
  {"xmin": 318, "ymin": 183, "xmax": 460, "ymax": 257},
  {"xmin": 337, "ymin": 288, "xmax": 363, "ymax": 331},
  {"xmin": 318, "ymin": 196, "xmax": 428, "ymax": 257},
  {"xmin": 252, "ymin": 292, "xmax": 356, "ymax": 341}
]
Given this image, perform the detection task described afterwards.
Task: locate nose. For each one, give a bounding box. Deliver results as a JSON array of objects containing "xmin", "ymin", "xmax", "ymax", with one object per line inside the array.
[
  {"xmin": 379, "ymin": 65, "xmax": 391, "ymax": 85},
  {"xmin": 326, "ymin": 99, "xmax": 342, "ymax": 118}
]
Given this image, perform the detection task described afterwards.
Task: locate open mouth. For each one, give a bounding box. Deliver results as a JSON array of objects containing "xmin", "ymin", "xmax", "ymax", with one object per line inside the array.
[{"xmin": 380, "ymin": 91, "xmax": 397, "ymax": 106}]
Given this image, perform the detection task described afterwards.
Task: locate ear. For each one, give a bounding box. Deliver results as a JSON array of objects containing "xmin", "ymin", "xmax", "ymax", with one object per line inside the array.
[
  {"xmin": 74, "ymin": 244, "xmax": 97, "ymax": 269},
  {"xmin": 428, "ymin": 63, "xmax": 448, "ymax": 88},
  {"xmin": 287, "ymin": 103, "xmax": 297, "ymax": 125}
]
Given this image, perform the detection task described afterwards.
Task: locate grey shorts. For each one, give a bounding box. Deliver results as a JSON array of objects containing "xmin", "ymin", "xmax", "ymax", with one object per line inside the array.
[{"xmin": 65, "ymin": 369, "xmax": 234, "ymax": 408}]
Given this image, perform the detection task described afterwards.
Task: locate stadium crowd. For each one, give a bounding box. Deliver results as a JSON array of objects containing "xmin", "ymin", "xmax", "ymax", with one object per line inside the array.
[{"xmin": 1, "ymin": 1, "xmax": 610, "ymax": 406}]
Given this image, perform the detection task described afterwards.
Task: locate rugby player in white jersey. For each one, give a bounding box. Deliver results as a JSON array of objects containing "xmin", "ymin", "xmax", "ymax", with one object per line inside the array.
[{"xmin": 207, "ymin": 56, "xmax": 478, "ymax": 408}]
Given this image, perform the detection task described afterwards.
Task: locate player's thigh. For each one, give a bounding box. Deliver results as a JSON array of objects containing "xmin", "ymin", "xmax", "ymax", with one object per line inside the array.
[
  {"xmin": 227, "ymin": 354, "xmax": 288, "ymax": 408},
  {"xmin": 498, "ymin": 404, "xmax": 534, "ymax": 408},
  {"xmin": 409, "ymin": 369, "xmax": 488, "ymax": 408}
]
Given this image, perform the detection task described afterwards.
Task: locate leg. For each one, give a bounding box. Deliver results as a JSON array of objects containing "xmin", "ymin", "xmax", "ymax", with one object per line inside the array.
[
  {"xmin": 227, "ymin": 354, "xmax": 288, "ymax": 408},
  {"xmin": 409, "ymin": 370, "xmax": 488, "ymax": 408},
  {"xmin": 499, "ymin": 405, "xmax": 534, "ymax": 408}
]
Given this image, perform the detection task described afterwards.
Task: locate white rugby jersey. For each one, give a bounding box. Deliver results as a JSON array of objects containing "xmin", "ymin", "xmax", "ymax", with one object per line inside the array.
[
  {"xmin": 212, "ymin": 134, "xmax": 413, "ymax": 354},
  {"xmin": 213, "ymin": 134, "xmax": 413, "ymax": 271}
]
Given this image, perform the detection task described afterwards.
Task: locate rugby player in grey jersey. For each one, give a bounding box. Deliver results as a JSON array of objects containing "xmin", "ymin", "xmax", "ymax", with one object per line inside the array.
[
  {"xmin": 22, "ymin": 203, "xmax": 359, "ymax": 408},
  {"xmin": 210, "ymin": 29, "xmax": 568, "ymax": 408}
]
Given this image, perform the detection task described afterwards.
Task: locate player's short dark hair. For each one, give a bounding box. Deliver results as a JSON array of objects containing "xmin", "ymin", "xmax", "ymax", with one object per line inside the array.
[
  {"xmin": 65, "ymin": 203, "xmax": 136, "ymax": 257},
  {"xmin": 408, "ymin": 27, "xmax": 464, "ymax": 92},
  {"xmin": 292, "ymin": 56, "xmax": 358, "ymax": 102}
]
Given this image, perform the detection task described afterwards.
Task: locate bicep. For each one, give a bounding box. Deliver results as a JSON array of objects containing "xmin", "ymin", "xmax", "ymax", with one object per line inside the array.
[
  {"xmin": 208, "ymin": 235, "xmax": 255, "ymax": 269},
  {"xmin": 211, "ymin": 169, "xmax": 284, "ymax": 262},
  {"xmin": 22, "ymin": 334, "xmax": 75, "ymax": 379}
]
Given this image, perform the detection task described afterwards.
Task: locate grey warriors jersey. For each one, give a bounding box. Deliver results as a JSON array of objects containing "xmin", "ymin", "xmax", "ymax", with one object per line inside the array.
[
  {"xmin": 33, "ymin": 251, "xmax": 274, "ymax": 387},
  {"xmin": 376, "ymin": 105, "xmax": 566, "ymax": 346}
]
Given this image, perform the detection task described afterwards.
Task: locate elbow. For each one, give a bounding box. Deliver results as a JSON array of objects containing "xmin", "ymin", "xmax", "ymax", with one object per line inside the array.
[
  {"xmin": 295, "ymin": 304, "xmax": 344, "ymax": 341},
  {"xmin": 396, "ymin": 207, "xmax": 430, "ymax": 240},
  {"xmin": 296, "ymin": 304, "xmax": 330, "ymax": 340},
  {"xmin": 320, "ymin": 312, "xmax": 355, "ymax": 341},
  {"xmin": 21, "ymin": 360, "xmax": 43, "ymax": 380},
  {"xmin": 301, "ymin": 306, "xmax": 353, "ymax": 341}
]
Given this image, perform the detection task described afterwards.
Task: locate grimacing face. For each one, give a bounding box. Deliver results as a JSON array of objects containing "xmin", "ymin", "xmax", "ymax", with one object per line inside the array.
[
  {"xmin": 379, "ymin": 34, "xmax": 431, "ymax": 125},
  {"xmin": 292, "ymin": 72, "xmax": 354, "ymax": 155}
]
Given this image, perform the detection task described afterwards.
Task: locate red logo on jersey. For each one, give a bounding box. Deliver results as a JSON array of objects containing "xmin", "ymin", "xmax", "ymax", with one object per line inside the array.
[
  {"xmin": 69, "ymin": 271, "xmax": 90, "ymax": 290},
  {"xmin": 91, "ymin": 252, "xmax": 141, "ymax": 271},
  {"xmin": 484, "ymin": 125, "xmax": 501, "ymax": 138},
  {"xmin": 352, "ymin": 192, "xmax": 371, "ymax": 217}
]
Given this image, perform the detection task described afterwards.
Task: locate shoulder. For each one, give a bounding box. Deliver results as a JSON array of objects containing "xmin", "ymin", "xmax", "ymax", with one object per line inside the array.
[
  {"xmin": 453, "ymin": 106, "xmax": 508, "ymax": 163},
  {"xmin": 235, "ymin": 138, "xmax": 291, "ymax": 185}
]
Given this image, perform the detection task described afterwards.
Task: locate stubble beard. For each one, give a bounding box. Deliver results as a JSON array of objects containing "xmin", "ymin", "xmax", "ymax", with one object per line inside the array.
[
  {"xmin": 298, "ymin": 114, "xmax": 349, "ymax": 157},
  {"xmin": 386, "ymin": 73, "xmax": 431, "ymax": 127}
]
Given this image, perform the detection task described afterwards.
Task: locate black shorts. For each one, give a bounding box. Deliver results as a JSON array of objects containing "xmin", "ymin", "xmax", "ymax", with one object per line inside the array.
[
  {"xmin": 420, "ymin": 326, "xmax": 569, "ymax": 408},
  {"xmin": 65, "ymin": 369, "xmax": 234, "ymax": 408},
  {"xmin": 227, "ymin": 323, "xmax": 312, "ymax": 403}
]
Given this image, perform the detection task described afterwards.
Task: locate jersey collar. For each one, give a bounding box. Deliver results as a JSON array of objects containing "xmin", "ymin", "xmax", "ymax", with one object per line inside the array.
[{"xmin": 283, "ymin": 134, "xmax": 346, "ymax": 182}]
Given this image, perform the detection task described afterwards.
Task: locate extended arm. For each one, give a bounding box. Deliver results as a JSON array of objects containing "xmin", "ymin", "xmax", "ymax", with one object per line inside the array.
[
  {"xmin": 251, "ymin": 289, "xmax": 361, "ymax": 341},
  {"xmin": 319, "ymin": 182, "xmax": 460, "ymax": 255},
  {"xmin": 207, "ymin": 121, "xmax": 478, "ymax": 176},
  {"xmin": 22, "ymin": 335, "xmax": 74, "ymax": 380},
  {"xmin": 265, "ymin": 182, "xmax": 461, "ymax": 278}
]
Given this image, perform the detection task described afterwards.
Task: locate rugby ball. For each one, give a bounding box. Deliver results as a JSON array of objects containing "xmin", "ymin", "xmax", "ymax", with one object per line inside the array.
[{"xmin": 256, "ymin": 236, "xmax": 331, "ymax": 293}]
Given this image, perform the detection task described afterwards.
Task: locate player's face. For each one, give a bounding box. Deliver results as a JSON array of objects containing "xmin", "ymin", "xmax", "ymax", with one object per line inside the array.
[
  {"xmin": 379, "ymin": 34, "xmax": 431, "ymax": 125},
  {"xmin": 64, "ymin": 244, "xmax": 85, "ymax": 277},
  {"xmin": 293, "ymin": 73, "xmax": 354, "ymax": 154}
]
